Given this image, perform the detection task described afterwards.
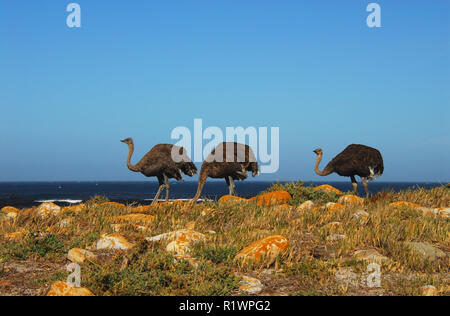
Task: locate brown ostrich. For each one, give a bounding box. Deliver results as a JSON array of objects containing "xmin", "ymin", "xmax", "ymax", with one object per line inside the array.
[
  {"xmin": 313, "ymin": 144, "xmax": 384, "ymax": 197},
  {"xmin": 191, "ymin": 142, "xmax": 259, "ymax": 202},
  {"xmin": 121, "ymin": 138, "xmax": 197, "ymax": 204}
]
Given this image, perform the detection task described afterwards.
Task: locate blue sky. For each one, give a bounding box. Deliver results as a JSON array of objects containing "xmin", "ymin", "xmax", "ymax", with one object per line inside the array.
[{"xmin": 0, "ymin": 0, "xmax": 449, "ymax": 182}]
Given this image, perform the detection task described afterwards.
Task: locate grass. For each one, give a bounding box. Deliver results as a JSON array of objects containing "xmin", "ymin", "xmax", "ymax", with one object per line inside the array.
[{"xmin": 0, "ymin": 182, "xmax": 448, "ymax": 296}]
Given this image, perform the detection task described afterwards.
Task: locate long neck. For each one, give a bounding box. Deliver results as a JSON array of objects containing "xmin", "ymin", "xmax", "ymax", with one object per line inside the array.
[
  {"xmin": 314, "ymin": 153, "xmax": 332, "ymax": 176},
  {"xmin": 191, "ymin": 168, "xmax": 208, "ymax": 202},
  {"xmin": 126, "ymin": 143, "xmax": 141, "ymax": 172}
]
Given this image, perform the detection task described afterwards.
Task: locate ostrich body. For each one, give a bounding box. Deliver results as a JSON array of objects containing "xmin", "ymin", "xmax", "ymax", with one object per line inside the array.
[
  {"xmin": 191, "ymin": 142, "xmax": 259, "ymax": 202},
  {"xmin": 313, "ymin": 144, "xmax": 384, "ymax": 197},
  {"xmin": 121, "ymin": 138, "xmax": 197, "ymax": 204}
]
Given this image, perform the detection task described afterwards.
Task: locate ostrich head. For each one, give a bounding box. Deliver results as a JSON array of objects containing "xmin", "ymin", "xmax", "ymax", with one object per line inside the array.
[
  {"xmin": 313, "ymin": 148, "xmax": 323, "ymax": 155},
  {"xmin": 121, "ymin": 138, "xmax": 133, "ymax": 145}
]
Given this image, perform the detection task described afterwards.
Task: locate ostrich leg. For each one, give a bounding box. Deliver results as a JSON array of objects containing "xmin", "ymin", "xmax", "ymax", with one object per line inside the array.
[
  {"xmin": 350, "ymin": 175, "xmax": 358, "ymax": 195},
  {"xmin": 164, "ymin": 174, "xmax": 170, "ymax": 202},
  {"xmin": 362, "ymin": 178, "xmax": 370, "ymax": 198},
  {"xmin": 226, "ymin": 176, "xmax": 235, "ymax": 195},
  {"xmin": 152, "ymin": 176, "xmax": 166, "ymax": 205}
]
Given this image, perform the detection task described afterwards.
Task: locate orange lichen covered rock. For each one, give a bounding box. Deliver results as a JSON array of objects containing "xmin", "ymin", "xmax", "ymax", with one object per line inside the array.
[
  {"xmin": 67, "ymin": 248, "xmax": 97, "ymax": 264},
  {"xmin": 1, "ymin": 206, "xmax": 20, "ymax": 219},
  {"xmin": 338, "ymin": 195, "xmax": 364, "ymax": 205},
  {"xmin": 238, "ymin": 275, "xmax": 263, "ymax": 294},
  {"xmin": 146, "ymin": 230, "xmax": 206, "ymax": 244},
  {"xmin": 389, "ymin": 201, "xmax": 422, "ymax": 209},
  {"xmin": 314, "ymin": 185, "xmax": 342, "ymax": 194},
  {"xmin": 234, "ymin": 235, "xmax": 289, "ymax": 266},
  {"xmin": 325, "ymin": 202, "xmax": 346, "ymax": 212},
  {"xmin": 37, "ymin": 202, "xmax": 62, "ymax": 217},
  {"xmin": 253, "ymin": 191, "xmax": 292, "ymax": 206},
  {"xmin": 114, "ymin": 213, "xmax": 155, "ymax": 225},
  {"xmin": 101, "ymin": 202, "xmax": 126, "ymax": 208},
  {"xmin": 47, "ymin": 281, "xmax": 94, "ymax": 296},
  {"xmin": 96, "ymin": 234, "xmax": 134, "ymax": 250},
  {"xmin": 62, "ymin": 204, "xmax": 86, "ymax": 213},
  {"xmin": 132, "ymin": 205, "xmax": 153, "ymax": 213},
  {"xmin": 218, "ymin": 195, "xmax": 248, "ymax": 204},
  {"xmin": 166, "ymin": 240, "xmax": 191, "ymax": 255}
]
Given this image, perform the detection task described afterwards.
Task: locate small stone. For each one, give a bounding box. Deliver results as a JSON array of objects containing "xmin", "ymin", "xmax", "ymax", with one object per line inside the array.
[
  {"xmin": 325, "ymin": 202, "xmax": 346, "ymax": 212},
  {"xmin": 96, "ymin": 234, "xmax": 134, "ymax": 250},
  {"xmin": 421, "ymin": 285, "xmax": 438, "ymax": 296},
  {"xmin": 338, "ymin": 195, "xmax": 364, "ymax": 205},
  {"xmin": 326, "ymin": 234, "xmax": 346, "ymax": 241},
  {"xmin": 67, "ymin": 248, "xmax": 97, "ymax": 264},
  {"xmin": 218, "ymin": 195, "xmax": 248, "ymax": 204},
  {"xmin": 406, "ymin": 242, "xmax": 446, "ymax": 261},
  {"xmin": 296, "ymin": 200, "xmax": 315, "ymax": 211},
  {"xmin": 354, "ymin": 249, "xmax": 389, "ymax": 263},
  {"xmin": 234, "ymin": 235, "xmax": 289, "ymax": 267},
  {"xmin": 353, "ymin": 210, "xmax": 370, "ymax": 222},
  {"xmin": 1, "ymin": 206, "xmax": 20, "ymax": 220},
  {"xmin": 47, "ymin": 281, "xmax": 94, "ymax": 296},
  {"xmin": 239, "ymin": 276, "xmax": 263, "ymax": 295},
  {"xmin": 146, "ymin": 230, "xmax": 207, "ymax": 244}
]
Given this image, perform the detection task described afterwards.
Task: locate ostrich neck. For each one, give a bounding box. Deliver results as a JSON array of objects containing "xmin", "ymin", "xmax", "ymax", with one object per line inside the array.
[
  {"xmin": 314, "ymin": 154, "xmax": 332, "ymax": 176},
  {"xmin": 126, "ymin": 143, "xmax": 141, "ymax": 172}
]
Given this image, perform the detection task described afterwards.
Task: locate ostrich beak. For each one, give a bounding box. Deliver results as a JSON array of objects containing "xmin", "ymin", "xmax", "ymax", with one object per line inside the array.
[{"xmin": 120, "ymin": 139, "xmax": 126, "ymax": 143}]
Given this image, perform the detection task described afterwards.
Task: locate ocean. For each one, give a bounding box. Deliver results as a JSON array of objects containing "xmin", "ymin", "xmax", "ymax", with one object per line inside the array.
[{"xmin": 0, "ymin": 181, "xmax": 445, "ymax": 209}]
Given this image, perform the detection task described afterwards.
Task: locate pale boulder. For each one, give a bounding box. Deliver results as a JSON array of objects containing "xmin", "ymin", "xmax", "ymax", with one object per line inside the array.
[
  {"xmin": 96, "ymin": 234, "xmax": 134, "ymax": 250},
  {"xmin": 37, "ymin": 202, "xmax": 61, "ymax": 217},
  {"xmin": 234, "ymin": 235, "xmax": 289, "ymax": 266}
]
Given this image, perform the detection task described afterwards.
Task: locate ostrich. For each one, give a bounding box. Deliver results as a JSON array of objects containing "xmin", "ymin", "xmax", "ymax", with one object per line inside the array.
[
  {"xmin": 121, "ymin": 138, "xmax": 197, "ymax": 204},
  {"xmin": 313, "ymin": 144, "xmax": 384, "ymax": 197},
  {"xmin": 190, "ymin": 142, "xmax": 260, "ymax": 203}
]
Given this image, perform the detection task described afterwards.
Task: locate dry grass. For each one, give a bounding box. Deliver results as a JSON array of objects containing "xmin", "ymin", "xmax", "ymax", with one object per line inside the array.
[{"xmin": 0, "ymin": 183, "xmax": 448, "ymax": 296}]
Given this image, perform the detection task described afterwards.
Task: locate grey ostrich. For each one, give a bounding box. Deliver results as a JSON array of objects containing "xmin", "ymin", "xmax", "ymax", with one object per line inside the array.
[
  {"xmin": 313, "ymin": 144, "xmax": 384, "ymax": 197},
  {"xmin": 121, "ymin": 138, "xmax": 197, "ymax": 204},
  {"xmin": 190, "ymin": 142, "xmax": 259, "ymax": 203}
]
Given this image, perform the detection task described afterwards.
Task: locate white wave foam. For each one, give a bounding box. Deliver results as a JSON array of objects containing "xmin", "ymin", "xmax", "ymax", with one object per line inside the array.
[{"xmin": 35, "ymin": 199, "xmax": 83, "ymax": 204}]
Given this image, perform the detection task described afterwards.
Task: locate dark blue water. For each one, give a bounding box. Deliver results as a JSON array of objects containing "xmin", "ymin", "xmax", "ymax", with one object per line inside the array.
[{"xmin": 0, "ymin": 181, "xmax": 445, "ymax": 208}]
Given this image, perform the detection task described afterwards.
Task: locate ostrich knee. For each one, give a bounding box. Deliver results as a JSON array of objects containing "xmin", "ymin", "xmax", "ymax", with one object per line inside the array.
[
  {"xmin": 362, "ymin": 178, "xmax": 370, "ymax": 198},
  {"xmin": 164, "ymin": 175, "xmax": 170, "ymax": 202},
  {"xmin": 152, "ymin": 184, "xmax": 166, "ymax": 205}
]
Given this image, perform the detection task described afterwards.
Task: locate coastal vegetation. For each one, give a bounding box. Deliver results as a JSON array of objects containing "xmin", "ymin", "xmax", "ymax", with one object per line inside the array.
[{"xmin": 0, "ymin": 182, "xmax": 448, "ymax": 296}]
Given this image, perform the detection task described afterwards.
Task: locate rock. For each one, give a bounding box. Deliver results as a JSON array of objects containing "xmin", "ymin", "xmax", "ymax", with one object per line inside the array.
[
  {"xmin": 218, "ymin": 195, "xmax": 248, "ymax": 204},
  {"xmin": 406, "ymin": 242, "xmax": 446, "ymax": 261},
  {"xmin": 146, "ymin": 230, "xmax": 207, "ymax": 244},
  {"xmin": 389, "ymin": 201, "xmax": 421, "ymax": 209},
  {"xmin": 166, "ymin": 240, "xmax": 191, "ymax": 255},
  {"xmin": 326, "ymin": 234, "xmax": 346, "ymax": 241},
  {"xmin": 325, "ymin": 203, "xmax": 346, "ymax": 212},
  {"xmin": 251, "ymin": 191, "xmax": 292, "ymax": 206},
  {"xmin": 418, "ymin": 207, "xmax": 450, "ymax": 218},
  {"xmin": 314, "ymin": 185, "xmax": 342, "ymax": 194},
  {"xmin": 436, "ymin": 207, "xmax": 450, "ymax": 218},
  {"xmin": 173, "ymin": 254, "xmax": 200, "ymax": 269},
  {"xmin": 353, "ymin": 210, "xmax": 370, "ymax": 222},
  {"xmin": 111, "ymin": 223, "xmax": 147, "ymax": 232},
  {"xmin": 312, "ymin": 245, "xmax": 336, "ymax": 260},
  {"xmin": 96, "ymin": 234, "xmax": 134, "ymax": 250},
  {"xmin": 335, "ymin": 267, "xmax": 359, "ymax": 287},
  {"xmin": 47, "ymin": 281, "xmax": 94, "ymax": 296},
  {"xmin": 296, "ymin": 200, "xmax": 315, "ymax": 211},
  {"xmin": 239, "ymin": 276, "xmax": 263, "ymax": 295},
  {"xmin": 114, "ymin": 213, "xmax": 155, "ymax": 225},
  {"xmin": 1, "ymin": 206, "xmax": 20, "ymax": 220},
  {"xmin": 67, "ymin": 248, "xmax": 97, "ymax": 264},
  {"xmin": 62, "ymin": 204, "xmax": 86, "ymax": 214},
  {"xmin": 338, "ymin": 195, "xmax": 364, "ymax": 205},
  {"xmin": 132, "ymin": 205, "xmax": 153, "ymax": 213},
  {"xmin": 37, "ymin": 202, "xmax": 61, "ymax": 217},
  {"xmin": 354, "ymin": 249, "xmax": 389, "ymax": 263},
  {"xmin": 421, "ymin": 285, "xmax": 438, "ymax": 296},
  {"xmin": 234, "ymin": 235, "xmax": 289, "ymax": 266},
  {"xmin": 59, "ymin": 218, "xmax": 74, "ymax": 228}
]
